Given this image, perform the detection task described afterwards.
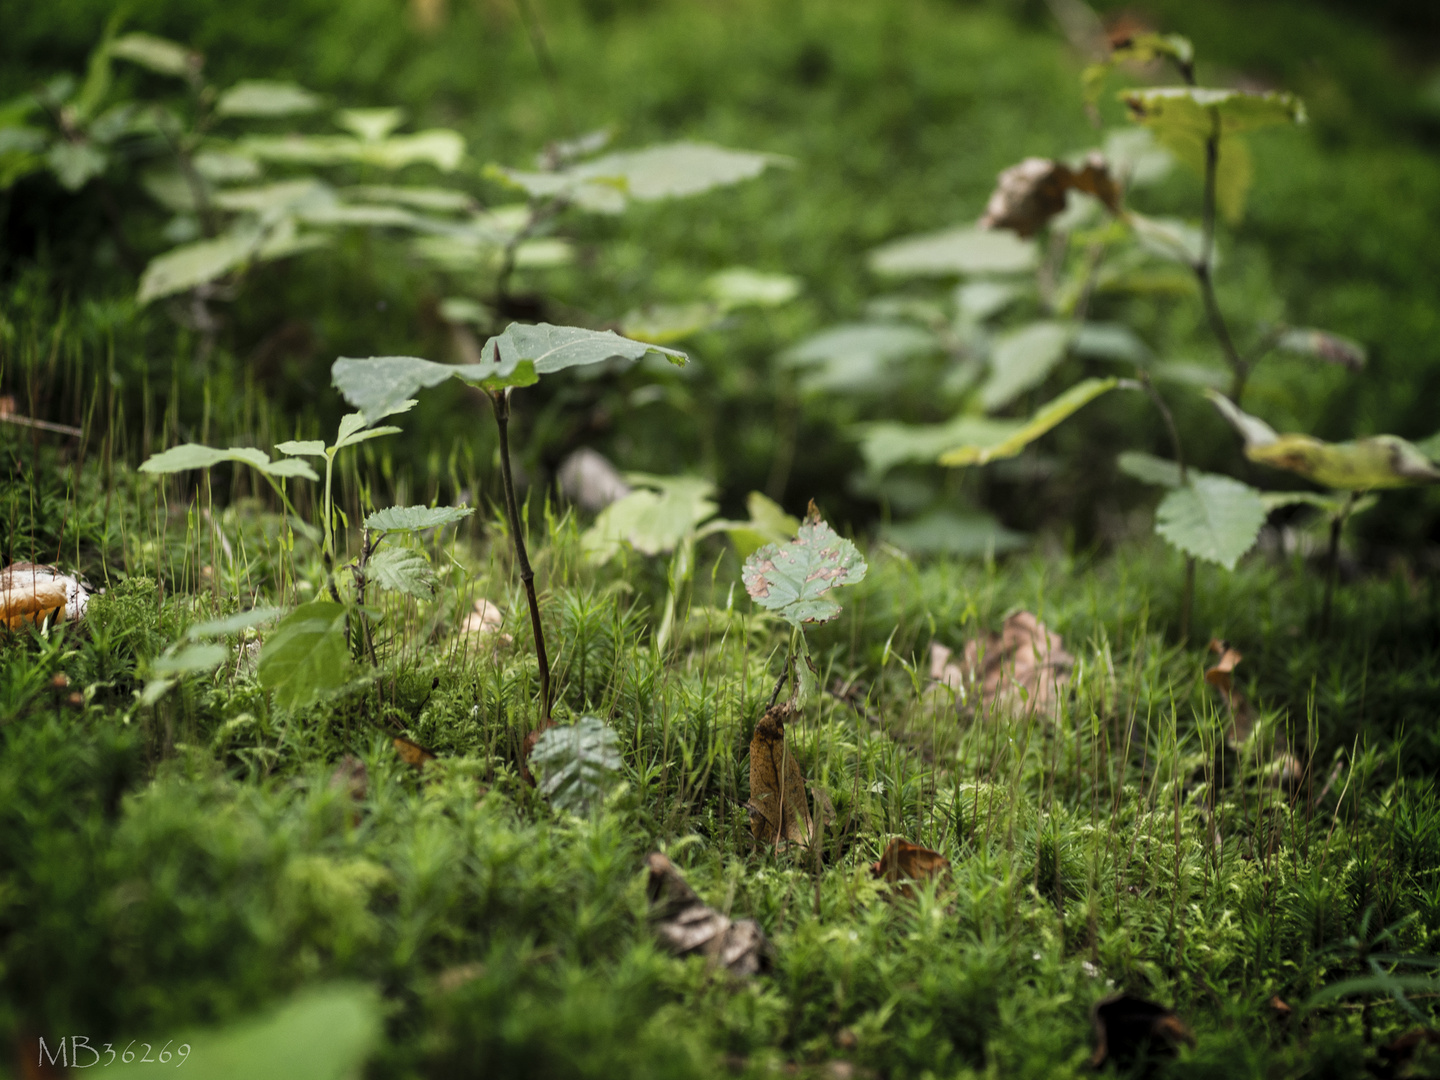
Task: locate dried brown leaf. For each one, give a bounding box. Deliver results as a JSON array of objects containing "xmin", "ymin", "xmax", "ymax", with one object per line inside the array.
[
  {"xmin": 1089, "ymin": 993, "xmax": 1195, "ymax": 1071},
  {"xmin": 980, "ymin": 153, "xmax": 1120, "ymax": 238},
  {"xmin": 871, "ymin": 838, "xmax": 951, "ymax": 900},
  {"xmin": 645, "ymin": 852, "xmax": 769, "ymax": 976},
  {"xmin": 748, "ymin": 701, "xmax": 813, "ymax": 847},
  {"xmin": 932, "ymin": 612, "xmax": 1073, "ymax": 718},
  {"xmin": 519, "ymin": 720, "xmax": 555, "ymax": 787},
  {"xmin": 1205, "ymin": 637, "xmax": 1254, "ymax": 739},
  {"xmin": 393, "ymin": 736, "xmax": 437, "ymax": 769}
]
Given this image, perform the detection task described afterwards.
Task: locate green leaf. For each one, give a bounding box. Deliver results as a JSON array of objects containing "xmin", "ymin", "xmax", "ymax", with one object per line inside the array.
[
  {"xmin": 1155, "ymin": 475, "xmax": 1267, "ymax": 570},
  {"xmin": 941, "ymin": 377, "xmax": 1121, "ymax": 466},
  {"xmin": 582, "ymin": 475, "xmax": 718, "ymax": 561},
  {"xmin": 345, "ymin": 185, "xmax": 473, "ymax": 212},
  {"xmin": 151, "ymin": 643, "xmax": 228, "ymax": 677},
  {"xmin": 333, "ymin": 411, "xmax": 404, "ymax": 452},
  {"xmin": 881, "ymin": 508, "xmax": 1029, "ymax": 557},
  {"xmin": 619, "ymin": 303, "xmax": 722, "ymax": 345},
  {"xmin": 529, "ymin": 716, "xmax": 623, "ymax": 815},
  {"xmin": 365, "ymin": 547, "xmax": 435, "ymax": 599},
  {"xmin": 954, "ymin": 281, "xmax": 1021, "ymax": 323},
  {"xmin": 868, "ymin": 225, "xmax": 1038, "ymax": 277},
  {"xmin": 363, "ymin": 505, "xmax": 473, "ymax": 532},
  {"xmin": 1416, "ymin": 430, "xmax": 1440, "ymax": 461},
  {"xmin": 46, "ymin": 142, "xmax": 107, "ymax": 191},
  {"xmin": 139, "ymin": 443, "xmax": 319, "ymax": 482},
  {"xmin": 1073, "ymin": 322, "xmax": 1151, "ymax": 365},
  {"xmin": 1260, "ymin": 490, "xmax": 1377, "ymax": 515},
  {"xmin": 978, "ymin": 320, "xmax": 1075, "ymax": 410},
  {"xmin": 187, "ymin": 607, "xmax": 283, "ymax": 639},
  {"xmin": 705, "ymin": 267, "xmax": 801, "ymax": 309},
  {"xmin": 741, "ymin": 511, "xmax": 867, "ymax": 627},
  {"xmin": 108, "ymin": 33, "xmax": 196, "ymax": 77},
  {"xmin": 240, "ymin": 130, "xmax": 465, "ymax": 171},
  {"xmin": 215, "ymin": 80, "xmax": 321, "ymax": 117},
  {"xmin": 258, "ymin": 601, "xmax": 352, "ymax": 710},
  {"xmin": 484, "ymin": 322, "xmax": 687, "ymax": 374},
  {"xmin": 860, "ymin": 415, "xmax": 1020, "ymax": 476},
  {"xmin": 1275, "ymin": 328, "xmax": 1366, "ymax": 371},
  {"xmin": 1118, "ymin": 450, "xmax": 1185, "ymax": 488},
  {"xmin": 719, "ymin": 492, "xmax": 800, "ymax": 561},
  {"xmin": 275, "ymin": 440, "xmax": 327, "ymax": 458},
  {"xmin": 484, "ymin": 165, "xmax": 627, "ymax": 215},
  {"xmin": 780, "ymin": 322, "xmax": 936, "ymax": 393},
  {"xmin": 331, "ymin": 355, "xmax": 534, "ymax": 422},
  {"xmin": 336, "ymin": 107, "xmax": 404, "ymax": 142},
  {"xmin": 107, "ymin": 984, "xmax": 380, "ymax": 1080},
  {"xmin": 572, "ymin": 141, "xmax": 789, "ymax": 201},
  {"xmin": 1127, "ymin": 212, "xmax": 1206, "ymax": 265},
  {"xmin": 1207, "ymin": 391, "xmax": 1440, "ymax": 489},
  {"xmin": 138, "ymin": 227, "xmax": 261, "ymax": 304}
]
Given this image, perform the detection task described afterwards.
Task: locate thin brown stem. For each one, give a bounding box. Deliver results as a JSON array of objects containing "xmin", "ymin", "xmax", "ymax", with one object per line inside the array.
[
  {"xmin": 1320, "ymin": 492, "xmax": 1358, "ymax": 636},
  {"xmin": 491, "ymin": 389, "xmax": 551, "ymax": 721}
]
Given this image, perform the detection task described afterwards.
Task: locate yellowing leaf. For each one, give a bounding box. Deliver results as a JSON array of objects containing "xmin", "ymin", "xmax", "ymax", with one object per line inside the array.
[{"xmin": 940, "ymin": 377, "xmax": 1121, "ymax": 466}]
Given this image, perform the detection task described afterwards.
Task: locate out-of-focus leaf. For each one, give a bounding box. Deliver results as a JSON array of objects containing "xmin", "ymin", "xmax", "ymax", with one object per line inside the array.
[
  {"xmin": 954, "ymin": 281, "xmax": 1020, "ymax": 323},
  {"xmin": 484, "ymin": 322, "xmax": 687, "ymax": 373},
  {"xmin": 438, "ymin": 297, "xmax": 491, "ymax": 325},
  {"xmin": 872, "ymin": 838, "xmax": 952, "ymax": 899},
  {"xmin": 1207, "ymin": 391, "xmax": 1440, "ymax": 489},
  {"xmin": 575, "ymin": 141, "xmax": 789, "ymax": 200},
  {"xmin": 530, "ymin": 716, "xmax": 623, "ymax": 814},
  {"xmin": 151, "ymin": 643, "xmax": 228, "ymax": 677},
  {"xmin": 240, "ymin": 130, "xmax": 465, "ymax": 171},
  {"xmin": 748, "ymin": 700, "xmax": 813, "ymax": 846},
  {"xmin": 213, "ymin": 179, "xmax": 330, "ymax": 214},
  {"xmin": 1103, "ymin": 128, "xmax": 1173, "ymax": 188},
  {"xmin": 365, "ymin": 547, "xmax": 434, "ymax": 599},
  {"xmin": 187, "ymin": 607, "xmax": 282, "ymax": 639},
  {"xmin": 780, "ymin": 322, "xmax": 936, "ymax": 393},
  {"xmin": 138, "ymin": 227, "xmax": 261, "ymax": 303},
  {"xmin": 1118, "ymin": 451, "xmax": 1185, "ymax": 488},
  {"xmin": 620, "ymin": 302, "xmax": 721, "ymax": 345},
  {"xmin": 108, "ymin": 33, "xmax": 197, "ymax": 77},
  {"xmin": 1127, "ymin": 212, "xmax": 1206, "ymax": 265},
  {"xmin": 46, "ymin": 142, "xmax": 107, "ymax": 190},
  {"xmin": 336, "ymin": 108, "xmax": 403, "ymax": 142},
  {"xmin": 363, "ymin": 505, "xmax": 473, "ymax": 532},
  {"xmin": 1073, "ymin": 322, "xmax": 1150, "ymax": 364},
  {"xmin": 107, "ymin": 983, "xmax": 380, "ymax": 1080},
  {"xmin": 215, "ymin": 80, "xmax": 321, "ymax": 117},
  {"xmin": 941, "ymin": 377, "xmax": 1121, "ymax": 466},
  {"xmin": 258, "ymin": 601, "xmax": 352, "ymax": 710},
  {"xmin": 705, "ymin": 267, "xmax": 801, "ymax": 309},
  {"xmin": 860, "ymin": 416, "xmax": 1020, "ymax": 476},
  {"xmin": 345, "ymin": 184, "xmax": 473, "ymax": 212},
  {"xmin": 485, "ymin": 165, "xmax": 627, "ymax": 214},
  {"xmin": 742, "ymin": 507, "xmax": 867, "ymax": 626},
  {"xmin": 978, "ymin": 321, "xmax": 1075, "ymax": 409},
  {"xmin": 645, "ymin": 852, "xmax": 769, "ymax": 976},
  {"xmin": 275, "ymin": 439, "xmax": 327, "ymax": 458},
  {"xmin": 582, "ymin": 475, "xmax": 718, "ymax": 561},
  {"xmin": 868, "ymin": 225, "xmax": 1037, "ymax": 277},
  {"xmin": 139, "ymin": 443, "xmax": 319, "ymax": 482},
  {"xmin": 1260, "ymin": 490, "xmax": 1377, "ymax": 515},
  {"xmin": 1155, "ymin": 475, "xmax": 1267, "ymax": 570},
  {"xmin": 979, "ymin": 153, "xmax": 1119, "ymax": 238},
  {"xmin": 719, "ymin": 492, "xmax": 800, "ymax": 561},
  {"xmin": 1275, "ymin": 328, "xmax": 1366, "ymax": 371},
  {"xmin": 1416, "ymin": 430, "xmax": 1440, "ymax": 461},
  {"xmin": 881, "ymin": 508, "xmax": 1029, "ymax": 556},
  {"xmin": 332, "ymin": 412, "xmax": 403, "ymax": 452}
]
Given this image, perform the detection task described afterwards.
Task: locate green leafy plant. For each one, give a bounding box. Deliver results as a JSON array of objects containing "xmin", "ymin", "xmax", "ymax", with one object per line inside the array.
[
  {"xmin": 528, "ymin": 715, "xmax": 623, "ymax": 815},
  {"xmin": 742, "ymin": 503, "xmax": 867, "ymax": 702},
  {"xmin": 333, "ymin": 323, "xmax": 686, "ymax": 721}
]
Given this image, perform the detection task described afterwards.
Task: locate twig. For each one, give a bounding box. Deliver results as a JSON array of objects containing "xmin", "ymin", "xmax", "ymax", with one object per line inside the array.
[{"xmin": 1320, "ymin": 491, "xmax": 1359, "ymax": 635}]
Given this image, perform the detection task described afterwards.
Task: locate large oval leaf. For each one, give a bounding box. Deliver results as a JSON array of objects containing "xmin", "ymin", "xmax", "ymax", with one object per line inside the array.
[
  {"xmin": 331, "ymin": 354, "xmax": 536, "ymax": 421},
  {"xmin": 363, "ymin": 505, "xmax": 473, "ymax": 532},
  {"xmin": 1155, "ymin": 475, "xmax": 1267, "ymax": 570},
  {"xmin": 257, "ymin": 600, "xmax": 352, "ymax": 710},
  {"xmin": 780, "ymin": 322, "xmax": 936, "ymax": 394},
  {"xmin": 483, "ymin": 322, "xmax": 687, "ymax": 373},
  {"xmin": 868, "ymin": 225, "xmax": 1037, "ymax": 277},
  {"xmin": 978, "ymin": 320, "xmax": 1075, "ymax": 410}
]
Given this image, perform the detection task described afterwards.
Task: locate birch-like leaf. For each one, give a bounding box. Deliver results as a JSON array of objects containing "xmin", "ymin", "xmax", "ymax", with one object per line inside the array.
[
  {"xmin": 365, "ymin": 547, "xmax": 434, "ymax": 599},
  {"xmin": 530, "ymin": 716, "xmax": 623, "ymax": 814},
  {"xmin": 257, "ymin": 601, "xmax": 352, "ymax": 710},
  {"xmin": 139, "ymin": 443, "xmax": 319, "ymax": 482},
  {"xmin": 582, "ymin": 475, "xmax": 717, "ymax": 562},
  {"xmin": 108, "ymin": 33, "xmax": 197, "ymax": 78},
  {"xmin": 363, "ymin": 505, "xmax": 473, "ymax": 532},
  {"xmin": 868, "ymin": 225, "xmax": 1037, "ymax": 277},
  {"xmin": 1155, "ymin": 475, "xmax": 1267, "ymax": 570},
  {"xmin": 482, "ymin": 322, "xmax": 687, "ymax": 373},
  {"xmin": 331, "ymin": 355, "xmax": 535, "ymax": 422},
  {"xmin": 742, "ymin": 507, "xmax": 867, "ymax": 626},
  {"xmin": 215, "ymin": 80, "xmax": 321, "ymax": 117}
]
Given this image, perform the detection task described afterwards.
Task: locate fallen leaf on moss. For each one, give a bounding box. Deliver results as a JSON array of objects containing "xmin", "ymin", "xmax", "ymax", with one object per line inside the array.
[
  {"xmin": 871, "ymin": 838, "xmax": 951, "ymax": 899},
  {"xmin": 748, "ymin": 700, "xmax": 813, "ymax": 847},
  {"xmin": 645, "ymin": 852, "xmax": 769, "ymax": 976},
  {"xmin": 1089, "ymin": 993, "xmax": 1194, "ymax": 1071},
  {"xmin": 931, "ymin": 612, "xmax": 1073, "ymax": 718},
  {"xmin": 1204, "ymin": 637, "xmax": 1254, "ymax": 739},
  {"xmin": 393, "ymin": 736, "xmax": 436, "ymax": 769},
  {"xmin": 980, "ymin": 154, "xmax": 1120, "ymax": 238},
  {"xmin": 1, "ymin": 563, "xmax": 90, "ymax": 630}
]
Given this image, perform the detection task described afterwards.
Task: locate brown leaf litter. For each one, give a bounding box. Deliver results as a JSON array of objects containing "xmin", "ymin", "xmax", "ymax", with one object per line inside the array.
[
  {"xmin": 1204, "ymin": 637, "xmax": 1254, "ymax": 740},
  {"xmin": 871, "ymin": 838, "xmax": 951, "ymax": 900},
  {"xmin": 929, "ymin": 611, "xmax": 1074, "ymax": 719},
  {"xmin": 645, "ymin": 852, "xmax": 769, "ymax": 977},
  {"xmin": 1089, "ymin": 993, "xmax": 1194, "ymax": 1072},
  {"xmin": 748, "ymin": 700, "xmax": 814, "ymax": 847},
  {"xmin": 980, "ymin": 154, "xmax": 1121, "ymax": 238}
]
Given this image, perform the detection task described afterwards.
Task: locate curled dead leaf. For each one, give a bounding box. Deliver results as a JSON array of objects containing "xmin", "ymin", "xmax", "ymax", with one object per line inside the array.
[
  {"xmin": 645, "ymin": 852, "xmax": 770, "ymax": 976},
  {"xmin": 393, "ymin": 735, "xmax": 437, "ymax": 769},
  {"xmin": 1204, "ymin": 637, "xmax": 1254, "ymax": 740},
  {"xmin": 1089, "ymin": 993, "xmax": 1194, "ymax": 1072},
  {"xmin": 1, "ymin": 563, "xmax": 90, "ymax": 631},
  {"xmin": 980, "ymin": 154, "xmax": 1120, "ymax": 238},
  {"xmin": 930, "ymin": 612, "xmax": 1073, "ymax": 719},
  {"xmin": 871, "ymin": 838, "xmax": 951, "ymax": 900},
  {"xmin": 748, "ymin": 701, "xmax": 813, "ymax": 847}
]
